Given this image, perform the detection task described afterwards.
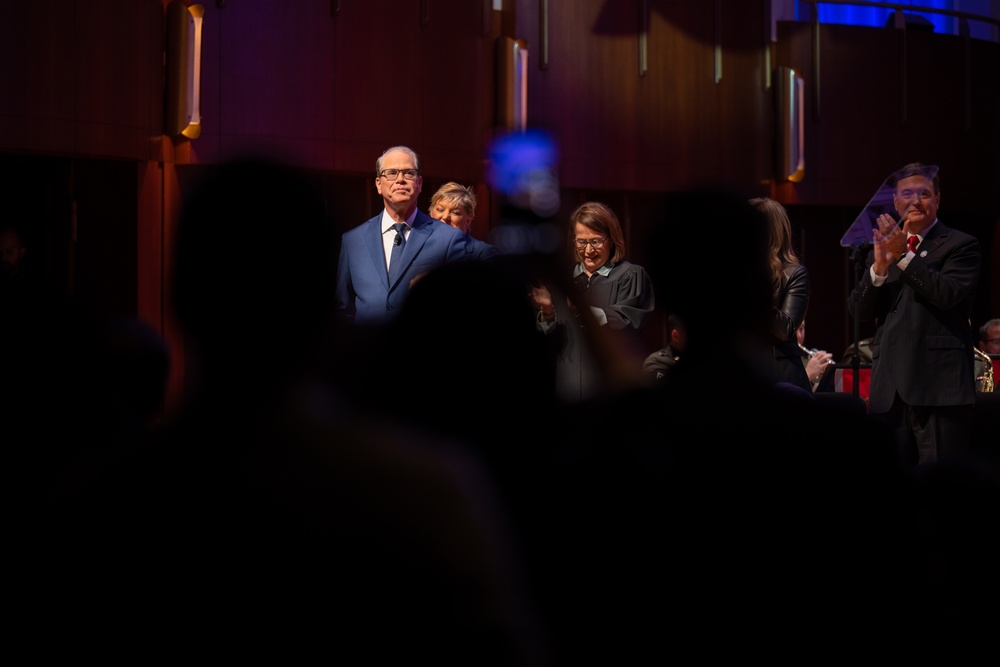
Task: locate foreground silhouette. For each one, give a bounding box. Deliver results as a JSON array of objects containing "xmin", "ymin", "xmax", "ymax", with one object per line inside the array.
[{"xmin": 30, "ymin": 158, "xmax": 548, "ymax": 664}]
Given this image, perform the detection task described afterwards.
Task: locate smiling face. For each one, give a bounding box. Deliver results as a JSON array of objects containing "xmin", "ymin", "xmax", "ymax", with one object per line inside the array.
[
  {"xmin": 893, "ymin": 174, "xmax": 939, "ymax": 235},
  {"xmin": 375, "ymin": 148, "xmax": 422, "ymax": 217},
  {"xmin": 430, "ymin": 197, "xmax": 473, "ymax": 234},
  {"xmin": 574, "ymin": 222, "xmax": 611, "ymax": 274}
]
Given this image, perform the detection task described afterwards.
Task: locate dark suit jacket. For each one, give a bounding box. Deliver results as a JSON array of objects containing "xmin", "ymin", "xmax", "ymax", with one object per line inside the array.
[
  {"xmin": 336, "ymin": 210, "xmax": 467, "ymax": 325},
  {"xmin": 847, "ymin": 220, "xmax": 981, "ymax": 412}
]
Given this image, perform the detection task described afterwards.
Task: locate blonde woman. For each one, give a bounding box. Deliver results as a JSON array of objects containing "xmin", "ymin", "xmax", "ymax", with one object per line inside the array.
[{"xmin": 428, "ymin": 182, "xmax": 499, "ymax": 261}]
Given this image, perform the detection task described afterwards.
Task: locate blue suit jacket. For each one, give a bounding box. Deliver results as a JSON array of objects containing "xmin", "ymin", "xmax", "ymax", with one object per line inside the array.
[
  {"xmin": 336, "ymin": 210, "xmax": 467, "ymax": 324},
  {"xmin": 848, "ymin": 220, "xmax": 981, "ymax": 412},
  {"xmin": 462, "ymin": 233, "xmax": 500, "ymax": 261}
]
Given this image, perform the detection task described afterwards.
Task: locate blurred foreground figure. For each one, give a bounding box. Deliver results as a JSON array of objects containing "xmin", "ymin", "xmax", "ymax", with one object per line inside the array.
[
  {"xmin": 35, "ymin": 157, "xmax": 548, "ymax": 665},
  {"xmin": 575, "ymin": 186, "xmax": 924, "ymax": 660}
]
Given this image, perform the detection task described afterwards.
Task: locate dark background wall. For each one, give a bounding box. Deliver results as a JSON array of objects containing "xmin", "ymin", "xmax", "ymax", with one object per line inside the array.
[{"xmin": 0, "ymin": 0, "xmax": 997, "ymax": 409}]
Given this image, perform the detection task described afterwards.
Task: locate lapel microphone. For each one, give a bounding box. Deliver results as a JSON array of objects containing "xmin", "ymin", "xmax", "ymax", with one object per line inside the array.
[{"xmin": 393, "ymin": 234, "xmax": 402, "ymax": 246}]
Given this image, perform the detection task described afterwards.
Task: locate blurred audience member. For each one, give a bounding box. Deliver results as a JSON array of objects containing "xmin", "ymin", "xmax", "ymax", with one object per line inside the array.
[
  {"xmin": 840, "ymin": 336, "xmax": 874, "ymax": 365},
  {"xmin": 978, "ymin": 317, "xmax": 1000, "ymax": 355},
  {"xmin": 45, "ymin": 316, "xmax": 172, "ymax": 505},
  {"xmin": 1, "ymin": 220, "xmax": 103, "ymax": 495},
  {"xmin": 973, "ymin": 319, "xmax": 996, "ymax": 393},
  {"xmin": 641, "ymin": 312, "xmax": 686, "ymax": 384},
  {"xmin": 634, "ymin": 185, "xmax": 917, "ymax": 658},
  {"xmin": 37, "ymin": 157, "xmax": 545, "ymax": 665}
]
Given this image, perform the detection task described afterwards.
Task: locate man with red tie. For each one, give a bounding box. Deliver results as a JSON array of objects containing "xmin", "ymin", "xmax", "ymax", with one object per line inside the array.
[{"xmin": 848, "ymin": 163, "xmax": 982, "ymax": 468}]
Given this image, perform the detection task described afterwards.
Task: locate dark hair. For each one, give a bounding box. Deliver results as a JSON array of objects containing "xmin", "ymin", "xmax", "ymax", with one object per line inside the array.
[
  {"xmin": 892, "ymin": 162, "xmax": 940, "ymax": 194},
  {"xmin": 645, "ymin": 186, "xmax": 771, "ymax": 350}
]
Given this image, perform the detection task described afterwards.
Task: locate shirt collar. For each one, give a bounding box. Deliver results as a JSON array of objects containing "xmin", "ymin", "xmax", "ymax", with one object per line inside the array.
[
  {"xmin": 382, "ymin": 209, "xmax": 418, "ymax": 235},
  {"xmin": 572, "ymin": 262, "xmax": 615, "ymax": 279},
  {"xmin": 910, "ymin": 218, "xmax": 939, "ymax": 240}
]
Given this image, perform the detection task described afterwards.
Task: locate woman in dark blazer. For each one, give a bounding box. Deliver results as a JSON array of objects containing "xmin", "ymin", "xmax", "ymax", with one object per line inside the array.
[{"xmin": 750, "ymin": 197, "xmax": 814, "ymax": 393}]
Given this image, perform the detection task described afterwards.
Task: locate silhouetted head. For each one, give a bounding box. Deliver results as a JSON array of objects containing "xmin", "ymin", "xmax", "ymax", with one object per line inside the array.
[
  {"xmin": 645, "ymin": 186, "xmax": 771, "ymax": 355},
  {"xmin": 392, "ymin": 257, "xmax": 557, "ymax": 413},
  {"xmin": 172, "ymin": 157, "xmax": 337, "ymax": 379},
  {"xmin": 100, "ymin": 316, "xmax": 171, "ymax": 424}
]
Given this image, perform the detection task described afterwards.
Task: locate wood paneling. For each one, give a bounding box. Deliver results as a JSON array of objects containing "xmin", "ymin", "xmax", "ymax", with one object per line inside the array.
[
  {"xmin": 518, "ymin": 1, "xmax": 771, "ymax": 191},
  {"xmin": 205, "ymin": 1, "xmax": 339, "ymax": 168},
  {"xmin": 0, "ymin": 1, "xmax": 996, "ymax": 382},
  {"xmin": 775, "ymin": 21, "xmax": 1000, "ymax": 211},
  {"xmin": 0, "ymin": 1, "xmax": 163, "ymax": 160}
]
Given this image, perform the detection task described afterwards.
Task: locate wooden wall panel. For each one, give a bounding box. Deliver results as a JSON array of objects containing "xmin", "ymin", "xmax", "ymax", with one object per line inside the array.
[
  {"xmin": 137, "ymin": 161, "xmax": 165, "ymax": 331},
  {"xmin": 73, "ymin": 1, "xmax": 163, "ymax": 159},
  {"xmin": 522, "ymin": 1, "xmax": 642, "ymax": 190},
  {"xmin": 208, "ymin": 1, "xmax": 338, "ymax": 169},
  {"xmin": 0, "ymin": 3, "xmax": 87, "ymax": 155},
  {"xmin": 776, "ymin": 22, "xmax": 999, "ymax": 214},
  {"xmin": 965, "ymin": 39, "xmax": 1000, "ymax": 215},
  {"xmin": 640, "ymin": 4, "xmax": 718, "ymax": 187},
  {"xmin": 417, "ymin": 1, "xmax": 497, "ymax": 183},
  {"xmin": 331, "ymin": 1, "xmax": 428, "ymax": 172},
  {"xmin": 715, "ymin": 1, "xmax": 772, "ymax": 188},
  {"xmin": 519, "ymin": 1, "xmax": 771, "ymax": 192},
  {"xmin": 160, "ymin": 162, "xmax": 185, "ymax": 419},
  {"xmin": 0, "ymin": 1, "xmax": 163, "ymax": 160}
]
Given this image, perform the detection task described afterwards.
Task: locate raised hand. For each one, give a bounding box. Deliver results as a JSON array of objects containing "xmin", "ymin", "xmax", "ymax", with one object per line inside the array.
[{"xmin": 872, "ymin": 213, "xmax": 905, "ymax": 275}]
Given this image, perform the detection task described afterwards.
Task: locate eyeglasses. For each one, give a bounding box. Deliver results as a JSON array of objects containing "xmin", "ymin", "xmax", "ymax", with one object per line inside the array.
[
  {"xmin": 985, "ymin": 338, "xmax": 1000, "ymax": 344},
  {"xmin": 379, "ymin": 169, "xmax": 419, "ymax": 181},
  {"xmin": 574, "ymin": 237, "xmax": 607, "ymax": 250},
  {"xmin": 896, "ymin": 189, "xmax": 935, "ymax": 202}
]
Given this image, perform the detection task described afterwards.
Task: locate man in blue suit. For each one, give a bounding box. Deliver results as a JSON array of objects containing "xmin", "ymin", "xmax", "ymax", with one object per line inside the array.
[
  {"xmin": 336, "ymin": 146, "xmax": 467, "ymax": 325},
  {"xmin": 848, "ymin": 162, "xmax": 981, "ymax": 468}
]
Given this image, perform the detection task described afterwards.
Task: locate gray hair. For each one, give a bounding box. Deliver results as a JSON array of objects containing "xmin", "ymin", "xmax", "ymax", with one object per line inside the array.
[
  {"xmin": 980, "ymin": 318, "xmax": 1000, "ymax": 342},
  {"xmin": 376, "ymin": 145, "xmax": 420, "ymax": 177}
]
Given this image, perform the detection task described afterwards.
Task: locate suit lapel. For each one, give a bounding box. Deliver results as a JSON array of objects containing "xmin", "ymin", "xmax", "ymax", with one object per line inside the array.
[
  {"xmin": 388, "ymin": 212, "xmax": 433, "ymax": 289},
  {"xmin": 923, "ymin": 222, "xmax": 948, "ymax": 256},
  {"xmin": 363, "ymin": 216, "xmax": 391, "ymax": 290}
]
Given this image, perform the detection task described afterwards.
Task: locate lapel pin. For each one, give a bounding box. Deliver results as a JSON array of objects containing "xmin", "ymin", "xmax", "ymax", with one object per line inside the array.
[{"xmin": 920, "ymin": 250, "xmax": 928, "ymax": 258}]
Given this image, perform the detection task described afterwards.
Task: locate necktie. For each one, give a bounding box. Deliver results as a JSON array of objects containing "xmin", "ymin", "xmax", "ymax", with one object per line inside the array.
[
  {"xmin": 908, "ymin": 235, "xmax": 920, "ymax": 254},
  {"xmin": 388, "ymin": 222, "xmax": 407, "ymax": 279}
]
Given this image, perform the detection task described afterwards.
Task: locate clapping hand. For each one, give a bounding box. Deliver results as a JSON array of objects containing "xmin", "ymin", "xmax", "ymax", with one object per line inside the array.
[{"xmin": 872, "ymin": 213, "xmax": 906, "ymax": 274}]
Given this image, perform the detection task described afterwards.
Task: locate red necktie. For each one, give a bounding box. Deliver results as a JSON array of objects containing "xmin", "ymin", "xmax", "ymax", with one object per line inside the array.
[{"xmin": 908, "ymin": 235, "xmax": 920, "ymax": 254}]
